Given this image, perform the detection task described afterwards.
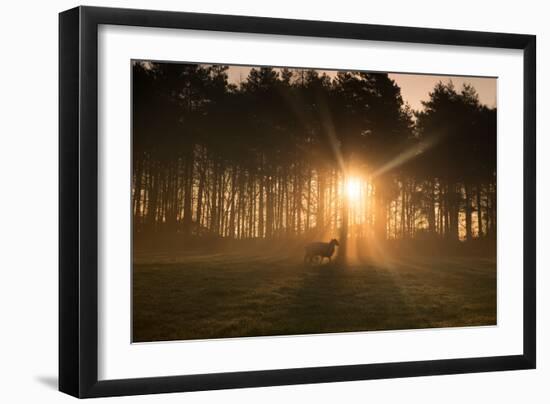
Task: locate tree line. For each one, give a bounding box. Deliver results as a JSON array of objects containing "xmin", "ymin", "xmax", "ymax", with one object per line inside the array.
[{"xmin": 132, "ymin": 62, "xmax": 496, "ymax": 249}]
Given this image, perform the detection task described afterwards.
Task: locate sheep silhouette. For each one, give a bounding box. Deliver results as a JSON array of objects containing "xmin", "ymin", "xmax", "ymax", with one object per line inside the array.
[{"xmin": 304, "ymin": 239, "xmax": 340, "ymax": 265}]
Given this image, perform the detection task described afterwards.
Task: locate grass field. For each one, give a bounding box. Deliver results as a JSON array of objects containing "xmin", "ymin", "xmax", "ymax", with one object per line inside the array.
[{"xmin": 132, "ymin": 249, "xmax": 496, "ymax": 342}]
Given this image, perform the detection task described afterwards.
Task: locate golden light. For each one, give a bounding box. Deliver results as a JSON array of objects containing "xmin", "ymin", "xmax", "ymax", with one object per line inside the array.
[{"xmin": 345, "ymin": 177, "xmax": 361, "ymax": 202}]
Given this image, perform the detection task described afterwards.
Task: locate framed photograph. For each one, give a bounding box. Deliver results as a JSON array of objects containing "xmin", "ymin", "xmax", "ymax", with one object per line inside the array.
[{"xmin": 59, "ymin": 6, "xmax": 536, "ymax": 398}]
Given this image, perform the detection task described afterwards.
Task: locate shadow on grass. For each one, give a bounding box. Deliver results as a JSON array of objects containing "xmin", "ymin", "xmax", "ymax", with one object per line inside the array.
[
  {"xmin": 281, "ymin": 259, "xmax": 416, "ymax": 335},
  {"xmin": 132, "ymin": 251, "xmax": 496, "ymax": 342}
]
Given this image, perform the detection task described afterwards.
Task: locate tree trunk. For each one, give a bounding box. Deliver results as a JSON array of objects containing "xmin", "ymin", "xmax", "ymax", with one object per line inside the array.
[
  {"xmin": 374, "ymin": 180, "xmax": 387, "ymax": 241},
  {"xmin": 476, "ymin": 183, "xmax": 483, "ymax": 238},
  {"xmin": 296, "ymin": 168, "xmax": 302, "ymax": 235},
  {"xmin": 195, "ymin": 156, "xmax": 206, "ymax": 233},
  {"xmin": 258, "ymin": 170, "xmax": 264, "ymax": 238},
  {"xmin": 210, "ymin": 161, "xmax": 219, "ymax": 234},
  {"xmin": 448, "ymin": 182, "xmax": 459, "ymax": 241},
  {"xmin": 147, "ymin": 160, "xmax": 159, "ymax": 232},
  {"xmin": 228, "ymin": 166, "xmax": 238, "ymax": 238},
  {"xmin": 427, "ymin": 180, "xmax": 436, "ymax": 234},
  {"xmin": 266, "ymin": 173, "xmax": 274, "ymax": 238},
  {"xmin": 401, "ymin": 182, "xmax": 406, "ymax": 238},
  {"xmin": 464, "ymin": 182, "xmax": 473, "ymax": 241},
  {"xmin": 339, "ymin": 171, "xmax": 349, "ymax": 264},
  {"xmin": 182, "ymin": 146, "xmax": 194, "ymax": 236}
]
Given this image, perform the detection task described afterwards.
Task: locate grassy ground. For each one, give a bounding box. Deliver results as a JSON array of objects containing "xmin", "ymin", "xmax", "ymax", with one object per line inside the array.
[{"xmin": 132, "ymin": 249, "xmax": 496, "ymax": 342}]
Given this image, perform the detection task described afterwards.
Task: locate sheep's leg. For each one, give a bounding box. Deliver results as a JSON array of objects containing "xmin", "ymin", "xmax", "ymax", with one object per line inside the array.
[{"xmin": 306, "ymin": 255, "xmax": 312, "ymax": 265}]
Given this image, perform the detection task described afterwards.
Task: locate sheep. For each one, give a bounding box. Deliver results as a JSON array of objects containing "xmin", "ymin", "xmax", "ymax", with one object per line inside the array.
[{"xmin": 304, "ymin": 239, "xmax": 340, "ymax": 265}]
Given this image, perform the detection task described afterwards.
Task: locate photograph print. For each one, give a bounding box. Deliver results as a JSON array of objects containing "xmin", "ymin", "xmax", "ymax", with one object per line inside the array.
[{"xmin": 132, "ymin": 61, "xmax": 497, "ymax": 343}]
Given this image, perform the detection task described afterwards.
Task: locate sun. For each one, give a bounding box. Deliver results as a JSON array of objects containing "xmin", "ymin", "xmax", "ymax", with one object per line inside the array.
[{"xmin": 345, "ymin": 177, "xmax": 361, "ymax": 202}]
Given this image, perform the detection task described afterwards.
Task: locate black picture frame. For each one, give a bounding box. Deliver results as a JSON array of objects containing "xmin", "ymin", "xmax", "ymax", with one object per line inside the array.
[{"xmin": 59, "ymin": 5, "xmax": 536, "ymax": 398}]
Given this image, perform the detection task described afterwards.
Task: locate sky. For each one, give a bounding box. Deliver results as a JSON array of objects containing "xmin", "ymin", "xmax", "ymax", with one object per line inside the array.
[{"xmin": 225, "ymin": 66, "xmax": 496, "ymax": 112}]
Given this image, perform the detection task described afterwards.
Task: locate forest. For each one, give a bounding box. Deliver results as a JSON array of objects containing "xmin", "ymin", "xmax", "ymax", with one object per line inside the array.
[{"xmin": 132, "ymin": 61, "xmax": 497, "ymax": 259}]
